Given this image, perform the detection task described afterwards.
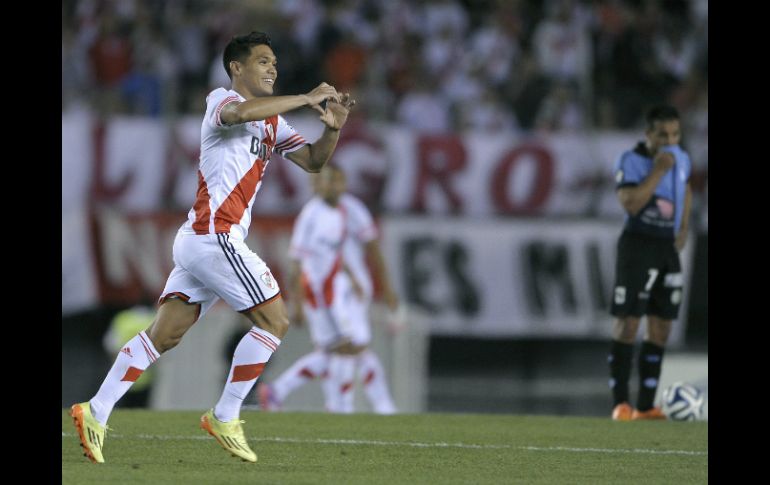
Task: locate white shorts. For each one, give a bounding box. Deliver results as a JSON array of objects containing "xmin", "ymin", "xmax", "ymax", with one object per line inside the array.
[
  {"xmin": 160, "ymin": 231, "xmax": 281, "ymax": 318},
  {"xmin": 304, "ymin": 274, "xmax": 371, "ymax": 349}
]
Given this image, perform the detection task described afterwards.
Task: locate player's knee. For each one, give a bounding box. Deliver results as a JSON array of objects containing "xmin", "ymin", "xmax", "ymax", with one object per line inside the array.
[
  {"xmin": 645, "ymin": 328, "xmax": 669, "ymax": 346},
  {"xmin": 621, "ymin": 326, "xmax": 638, "ymax": 340},
  {"xmin": 248, "ymin": 298, "xmax": 291, "ymax": 338},
  {"xmin": 155, "ymin": 327, "xmax": 189, "ymax": 353},
  {"xmin": 334, "ymin": 343, "xmax": 365, "ymax": 355},
  {"xmin": 350, "ymin": 344, "xmax": 367, "ymax": 355},
  {"xmin": 263, "ymin": 312, "xmax": 289, "ymax": 339},
  {"xmin": 646, "ymin": 320, "xmax": 672, "ymax": 346},
  {"xmin": 148, "ymin": 320, "xmax": 194, "ymax": 354},
  {"xmin": 333, "ymin": 345, "xmax": 353, "ymax": 355},
  {"xmin": 613, "ymin": 317, "xmax": 640, "ymax": 342},
  {"xmin": 648, "ymin": 335, "xmax": 668, "ymax": 347},
  {"xmin": 276, "ymin": 312, "xmax": 290, "ymax": 334}
]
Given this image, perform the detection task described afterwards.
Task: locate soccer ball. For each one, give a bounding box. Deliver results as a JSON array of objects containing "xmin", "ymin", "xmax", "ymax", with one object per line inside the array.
[{"xmin": 661, "ymin": 382, "xmax": 704, "ymax": 421}]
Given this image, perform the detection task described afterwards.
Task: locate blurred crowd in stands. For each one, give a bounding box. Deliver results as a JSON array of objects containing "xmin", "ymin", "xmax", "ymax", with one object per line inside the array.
[{"xmin": 62, "ymin": 0, "xmax": 707, "ymax": 135}]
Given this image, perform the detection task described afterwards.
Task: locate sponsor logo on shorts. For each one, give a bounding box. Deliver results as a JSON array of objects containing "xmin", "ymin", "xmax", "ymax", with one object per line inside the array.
[{"xmin": 671, "ymin": 289, "xmax": 682, "ymax": 304}]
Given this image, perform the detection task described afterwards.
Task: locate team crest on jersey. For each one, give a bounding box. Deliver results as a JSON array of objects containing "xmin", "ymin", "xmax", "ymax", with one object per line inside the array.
[{"xmin": 260, "ymin": 270, "xmax": 276, "ymax": 289}]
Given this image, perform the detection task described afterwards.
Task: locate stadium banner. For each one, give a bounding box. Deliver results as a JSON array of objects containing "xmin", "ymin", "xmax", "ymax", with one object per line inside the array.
[
  {"xmin": 62, "ymin": 208, "xmax": 99, "ymax": 315},
  {"xmin": 380, "ymin": 217, "xmax": 691, "ymax": 343},
  {"xmin": 78, "ymin": 210, "xmax": 690, "ymax": 344},
  {"xmin": 63, "ymin": 112, "xmax": 650, "ymax": 218}
]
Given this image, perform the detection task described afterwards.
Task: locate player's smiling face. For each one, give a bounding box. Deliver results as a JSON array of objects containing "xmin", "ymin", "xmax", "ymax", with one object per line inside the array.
[{"xmin": 240, "ymin": 44, "xmax": 277, "ymax": 97}]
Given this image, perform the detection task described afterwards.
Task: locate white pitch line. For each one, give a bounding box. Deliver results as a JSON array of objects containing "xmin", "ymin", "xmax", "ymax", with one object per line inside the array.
[
  {"xmin": 250, "ymin": 436, "xmax": 510, "ymax": 449},
  {"xmin": 522, "ymin": 446, "xmax": 707, "ymax": 456},
  {"xmin": 62, "ymin": 432, "xmax": 706, "ymax": 456}
]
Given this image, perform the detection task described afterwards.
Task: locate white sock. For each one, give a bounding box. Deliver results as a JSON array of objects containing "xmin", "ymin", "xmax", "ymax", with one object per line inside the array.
[
  {"xmin": 328, "ymin": 354, "xmax": 357, "ymax": 413},
  {"xmin": 214, "ymin": 326, "xmax": 281, "ymax": 422},
  {"xmin": 321, "ymin": 368, "xmax": 336, "ymax": 411},
  {"xmin": 90, "ymin": 331, "xmax": 159, "ymax": 426},
  {"xmin": 272, "ymin": 350, "xmax": 328, "ymax": 402},
  {"xmin": 358, "ymin": 350, "xmax": 397, "ymax": 414}
]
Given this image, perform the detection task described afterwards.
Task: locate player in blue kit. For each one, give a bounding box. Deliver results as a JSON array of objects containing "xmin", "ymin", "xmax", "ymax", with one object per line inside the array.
[{"xmin": 607, "ymin": 105, "xmax": 693, "ymax": 421}]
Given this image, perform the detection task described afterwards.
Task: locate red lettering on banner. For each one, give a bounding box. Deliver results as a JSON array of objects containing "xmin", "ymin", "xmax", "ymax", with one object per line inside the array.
[
  {"xmin": 90, "ymin": 211, "xmax": 180, "ymax": 304},
  {"xmin": 91, "ymin": 120, "xmax": 134, "ymax": 202},
  {"xmin": 162, "ymin": 129, "xmax": 200, "ymax": 204},
  {"xmin": 412, "ymin": 135, "xmax": 467, "ymax": 212},
  {"xmin": 491, "ymin": 144, "xmax": 554, "ymax": 214}
]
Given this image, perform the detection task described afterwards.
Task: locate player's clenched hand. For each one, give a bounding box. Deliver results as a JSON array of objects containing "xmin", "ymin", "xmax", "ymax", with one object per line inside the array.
[
  {"xmin": 653, "ymin": 152, "xmax": 675, "ymax": 173},
  {"xmin": 312, "ymin": 93, "xmax": 356, "ymax": 131},
  {"xmin": 305, "ymin": 82, "xmax": 341, "ymax": 107}
]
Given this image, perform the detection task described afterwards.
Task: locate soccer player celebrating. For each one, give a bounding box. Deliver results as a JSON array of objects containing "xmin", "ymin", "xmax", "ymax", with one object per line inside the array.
[{"xmin": 70, "ymin": 31, "xmax": 355, "ymax": 463}]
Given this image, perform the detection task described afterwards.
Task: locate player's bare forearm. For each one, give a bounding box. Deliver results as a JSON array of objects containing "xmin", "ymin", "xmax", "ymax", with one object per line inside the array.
[
  {"xmin": 367, "ymin": 240, "xmax": 399, "ymax": 310},
  {"xmin": 343, "ymin": 264, "xmax": 364, "ymax": 298},
  {"xmin": 285, "ymin": 92, "xmax": 355, "ymax": 172},
  {"xmin": 220, "ymin": 95, "xmax": 311, "ymax": 125},
  {"xmin": 221, "ymin": 83, "xmax": 341, "ymax": 125},
  {"xmin": 681, "ymin": 183, "xmax": 692, "ymax": 231},
  {"xmin": 617, "ymin": 167, "xmax": 669, "ymax": 215},
  {"xmin": 286, "ymin": 128, "xmax": 340, "ymax": 173},
  {"xmin": 675, "ymin": 227, "xmax": 688, "ymax": 251},
  {"xmin": 287, "ymin": 260, "xmax": 306, "ymax": 324},
  {"xmin": 675, "ymin": 183, "xmax": 692, "ymax": 251},
  {"xmin": 287, "ymin": 260, "xmax": 303, "ymax": 305},
  {"xmin": 308, "ymin": 127, "xmax": 341, "ymax": 170}
]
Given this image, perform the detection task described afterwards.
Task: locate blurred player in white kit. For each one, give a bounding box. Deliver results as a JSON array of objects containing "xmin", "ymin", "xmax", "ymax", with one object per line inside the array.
[{"xmin": 259, "ymin": 165, "xmax": 400, "ymax": 413}]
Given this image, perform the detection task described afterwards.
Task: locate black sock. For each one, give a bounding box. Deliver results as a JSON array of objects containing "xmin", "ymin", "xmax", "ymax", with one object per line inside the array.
[
  {"xmin": 608, "ymin": 340, "xmax": 634, "ymax": 406},
  {"xmin": 637, "ymin": 341, "xmax": 665, "ymax": 411}
]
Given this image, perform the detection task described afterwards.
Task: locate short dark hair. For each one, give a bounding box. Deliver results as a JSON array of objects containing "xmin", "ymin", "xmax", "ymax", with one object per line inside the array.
[
  {"xmin": 645, "ymin": 105, "xmax": 679, "ymax": 130},
  {"xmin": 222, "ymin": 31, "xmax": 272, "ymax": 80}
]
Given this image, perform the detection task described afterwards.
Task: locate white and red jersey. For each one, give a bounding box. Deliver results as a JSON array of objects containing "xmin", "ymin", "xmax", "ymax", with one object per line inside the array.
[
  {"xmin": 340, "ymin": 194, "xmax": 378, "ymax": 299},
  {"xmin": 289, "ymin": 197, "xmax": 347, "ymax": 308},
  {"xmin": 181, "ymin": 87, "xmax": 308, "ymax": 240}
]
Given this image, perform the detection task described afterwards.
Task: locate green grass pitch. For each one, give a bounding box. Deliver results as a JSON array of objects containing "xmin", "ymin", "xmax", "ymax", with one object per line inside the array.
[{"xmin": 62, "ymin": 409, "xmax": 707, "ymax": 484}]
